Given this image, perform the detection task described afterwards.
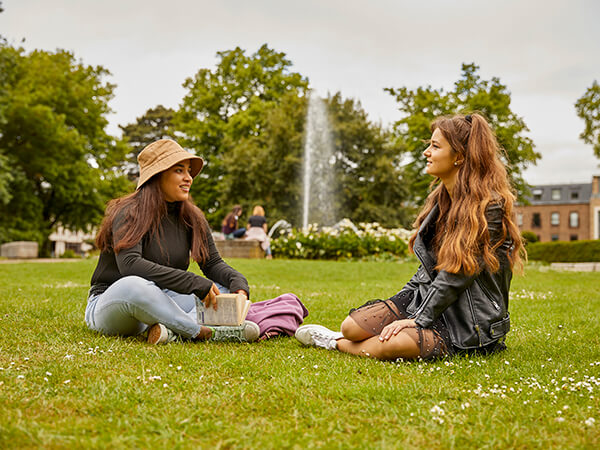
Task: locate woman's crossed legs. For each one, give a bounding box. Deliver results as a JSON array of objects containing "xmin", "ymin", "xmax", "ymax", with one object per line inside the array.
[
  {"xmin": 336, "ymin": 315, "xmax": 421, "ymax": 360},
  {"xmin": 296, "ymin": 293, "xmax": 450, "ymax": 361}
]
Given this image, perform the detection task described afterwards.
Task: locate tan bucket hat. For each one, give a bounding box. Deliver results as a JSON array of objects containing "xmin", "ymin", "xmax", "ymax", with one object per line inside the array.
[{"xmin": 136, "ymin": 139, "xmax": 204, "ymax": 190}]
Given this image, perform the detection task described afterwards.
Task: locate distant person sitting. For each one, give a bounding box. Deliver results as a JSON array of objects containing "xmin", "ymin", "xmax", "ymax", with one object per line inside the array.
[
  {"xmin": 245, "ymin": 205, "xmax": 272, "ymax": 259},
  {"xmin": 221, "ymin": 205, "xmax": 246, "ymax": 239}
]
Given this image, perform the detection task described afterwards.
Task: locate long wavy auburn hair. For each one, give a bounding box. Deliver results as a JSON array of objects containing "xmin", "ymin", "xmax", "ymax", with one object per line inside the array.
[
  {"xmin": 95, "ymin": 175, "xmax": 210, "ymax": 264},
  {"xmin": 408, "ymin": 113, "xmax": 525, "ymax": 275}
]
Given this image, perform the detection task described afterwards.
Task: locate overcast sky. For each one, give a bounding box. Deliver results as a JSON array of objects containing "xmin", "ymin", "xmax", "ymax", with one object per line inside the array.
[{"xmin": 2, "ymin": 0, "xmax": 599, "ymax": 184}]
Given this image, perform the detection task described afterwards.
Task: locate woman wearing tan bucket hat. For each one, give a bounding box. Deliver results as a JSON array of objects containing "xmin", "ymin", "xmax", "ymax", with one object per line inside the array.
[{"xmin": 85, "ymin": 139, "xmax": 259, "ymax": 344}]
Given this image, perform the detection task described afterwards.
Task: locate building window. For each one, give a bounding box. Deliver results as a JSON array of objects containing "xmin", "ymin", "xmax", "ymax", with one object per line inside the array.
[
  {"xmin": 569, "ymin": 212, "xmax": 579, "ymax": 228},
  {"xmin": 65, "ymin": 242, "xmax": 81, "ymax": 254},
  {"xmin": 551, "ymin": 234, "xmax": 559, "ymax": 241},
  {"xmin": 533, "ymin": 189, "xmax": 543, "ymax": 201},
  {"xmin": 571, "ymin": 191, "xmax": 579, "ymax": 200},
  {"xmin": 570, "ymin": 234, "xmax": 578, "ymax": 241},
  {"xmin": 551, "ymin": 188, "xmax": 562, "ymax": 200},
  {"xmin": 517, "ymin": 213, "xmax": 523, "ymax": 227},
  {"xmin": 532, "ymin": 213, "xmax": 541, "ymax": 228},
  {"xmin": 550, "ymin": 212, "xmax": 560, "ymax": 226}
]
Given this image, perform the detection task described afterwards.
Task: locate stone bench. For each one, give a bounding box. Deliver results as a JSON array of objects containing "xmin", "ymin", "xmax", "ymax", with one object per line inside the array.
[
  {"xmin": 215, "ymin": 239, "xmax": 264, "ymax": 259},
  {"xmin": 0, "ymin": 241, "xmax": 39, "ymax": 259}
]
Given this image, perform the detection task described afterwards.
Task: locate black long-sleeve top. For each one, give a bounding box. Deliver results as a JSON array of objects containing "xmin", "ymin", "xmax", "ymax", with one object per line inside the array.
[{"xmin": 89, "ymin": 202, "xmax": 249, "ymax": 299}]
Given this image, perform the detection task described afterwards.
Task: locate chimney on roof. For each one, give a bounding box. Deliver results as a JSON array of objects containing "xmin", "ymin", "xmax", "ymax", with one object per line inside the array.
[{"xmin": 593, "ymin": 175, "xmax": 600, "ymax": 197}]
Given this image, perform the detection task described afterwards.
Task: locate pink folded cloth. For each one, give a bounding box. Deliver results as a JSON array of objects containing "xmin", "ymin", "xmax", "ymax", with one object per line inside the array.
[{"xmin": 246, "ymin": 293, "xmax": 309, "ymax": 339}]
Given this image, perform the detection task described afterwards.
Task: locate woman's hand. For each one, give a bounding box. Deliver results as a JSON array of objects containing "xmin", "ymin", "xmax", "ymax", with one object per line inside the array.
[
  {"xmin": 234, "ymin": 289, "xmax": 248, "ymax": 299},
  {"xmin": 202, "ymin": 283, "xmax": 221, "ymax": 310},
  {"xmin": 379, "ymin": 319, "xmax": 417, "ymax": 342}
]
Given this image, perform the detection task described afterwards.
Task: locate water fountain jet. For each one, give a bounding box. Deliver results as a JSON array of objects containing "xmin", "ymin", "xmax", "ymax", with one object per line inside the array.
[{"xmin": 302, "ymin": 92, "xmax": 336, "ymax": 229}]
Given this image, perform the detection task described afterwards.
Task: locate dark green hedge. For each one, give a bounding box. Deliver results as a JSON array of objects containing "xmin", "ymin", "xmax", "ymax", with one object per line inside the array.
[{"xmin": 526, "ymin": 240, "xmax": 600, "ymax": 262}]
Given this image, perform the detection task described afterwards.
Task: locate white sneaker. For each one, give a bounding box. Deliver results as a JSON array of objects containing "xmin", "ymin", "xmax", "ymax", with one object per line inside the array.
[
  {"xmin": 147, "ymin": 323, "xmax": 178, "ymax": 345},
  {"xmin": 295, "ymin": 324, "xmax": 343, "ymax": 350}
]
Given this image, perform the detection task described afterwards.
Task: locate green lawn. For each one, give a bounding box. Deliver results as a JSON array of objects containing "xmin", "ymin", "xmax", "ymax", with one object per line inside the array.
[{"xmin": 0, "ymin": 259, "xmax": 599, "ymax": 448}]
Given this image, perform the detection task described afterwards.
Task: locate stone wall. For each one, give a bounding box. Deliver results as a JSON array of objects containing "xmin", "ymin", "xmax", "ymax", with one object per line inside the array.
[
  {"xmin": 214, "ymin": 239, "xmax": 264, "ymax": 259},
  {"xmin": 0, "ymin": 241, "xmax": 39, "ymax": 259}
]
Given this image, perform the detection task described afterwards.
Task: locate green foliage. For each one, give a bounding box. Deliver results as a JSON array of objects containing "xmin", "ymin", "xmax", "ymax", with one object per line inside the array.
[
  {"xmin": 521, "ymin": 230, "xmax": 539, "ymax": 244},
  {"xmin": 119, "ymin": 105, "xmax": 176, "ymax": 179},
  {"xmin": 59, "ymin": 249, "xmax": 80, "ymax": 259},
  {"xmin": 328, "ymin": 94, "xmax": 412, "ymax": 227},
  {"xmin": 174, "ymin": 44, "xmax": 308, "ymax": 226},
  {"xmin": 527, "ymin": 240, "xmax": 600, "ymax": 262},
  {"xmin": 0, "ymin": 152, "xmax": 12, "ymax": 205},
  {"xmin": 0, "ymin": 44, "xmax": 130, "ymax": 253},
  {"xmin": 219, "ymin": 90, "xmax": 411, "ymax": 229},
  {"xmin": 174, "ymin": 44, "xmax": 410, "ymax": 229},
  {"xmin": 221, "ymin": 91, "xmax": 307, "ymax": 226},
  {"xmin": 271, "ymin": 221, "xmax": 410, "ymax": 260},
  {"xmin": 575, "ymin": 80, "xmax": 600, "ymax": 158},
  {"xmin": 0, "ymin": 260, "xmax": 599, "ymax": 448},
  {"xmin": 385, "ymin": 63, "xmax": 540, "ymax": 205}
]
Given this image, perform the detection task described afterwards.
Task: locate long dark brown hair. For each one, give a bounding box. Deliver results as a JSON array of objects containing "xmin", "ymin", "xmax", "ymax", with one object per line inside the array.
[
  {"xmin": 222, "ymin": 205, "xmax": 243, "ymax": 227},
  {"xmin": 408, "ymin": 113, "xmax": 525, "ymax": 275},
  {"xmin": 96, "ymin": 175, "xmax": 210, "ymax": 264}
]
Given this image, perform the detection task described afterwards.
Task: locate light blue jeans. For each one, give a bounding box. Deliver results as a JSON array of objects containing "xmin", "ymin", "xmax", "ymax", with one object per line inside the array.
[{"xmin": 85, "ymin": 276, "xmax": 229, "ymax": 339}]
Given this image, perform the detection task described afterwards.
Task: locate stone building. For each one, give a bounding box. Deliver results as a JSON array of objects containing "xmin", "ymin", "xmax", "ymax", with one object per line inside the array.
[
  {"xmin": 515, "ymin": 175, "xmax": 600, "ymax": 242},
  {"xmin": 48, "ymin": 226, "xmax": 95, "ymax": 257}
]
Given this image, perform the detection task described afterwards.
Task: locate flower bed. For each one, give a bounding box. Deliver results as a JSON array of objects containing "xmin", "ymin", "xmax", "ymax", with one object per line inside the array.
[{"xmin": 271, "ymin": 219, "xmax": 411, "ymax": 260}]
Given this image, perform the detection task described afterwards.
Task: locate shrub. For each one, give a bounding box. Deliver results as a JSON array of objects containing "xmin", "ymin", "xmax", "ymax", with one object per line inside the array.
[
  {"xmin": 521, "ymin": 230, "xmax": 539, "ymax": 244},
  {"xmin": 526, "ymin": 240, "xmax": 600, "ymax": 262},
  {"xmin": 59, "ymin": 249, "xmax": 80, "ymax": 259},
  {"xmin": 271, "ymin": 220, "xmax": 411, "ymax": 260}
]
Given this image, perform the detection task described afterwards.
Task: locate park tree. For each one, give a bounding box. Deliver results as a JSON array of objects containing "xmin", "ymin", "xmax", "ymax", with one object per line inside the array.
[
  {"xmin": 385, "ymin": 63, "xmax": 540, "ymax": 206},
  {"xmin": 0, "ymin": 5, "xmax": 12, "ymax": 205},
  {"xmin": 219, "ymin": 91, "xmax": 306, "ymax": 226},
  {"xmin": 0, "ymin": 44, "xmax": 129, "ymax": 254},
  {"xmin": 575, "ymin": 80, "xmax": 600, "ymax": 158},
  {"xmin": 119, "ymin": 105, "xmax": 175, "ymax": 179},
  {"xmin": 174, "ymin": 44, "xmax": 308, "ymax": 226},
  {"xmin": 218, "ymin": 91, "xmax": 409, "ymax": 229},
  {"xmin": 0, "ymin": 73, "xmax": 12, "ymax": 206},
  {"xmin": 327, "ymin": 93, "xmax": 410, "ymax": 228}
]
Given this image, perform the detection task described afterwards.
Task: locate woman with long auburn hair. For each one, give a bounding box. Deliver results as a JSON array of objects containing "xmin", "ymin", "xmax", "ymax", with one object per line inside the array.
[
  {"xmin": 86, "ymin": 139, "xmax": 259, "ymax": 344},
  {"xmin": 295, "ymin": 113, "xmax": 525, "ymax": 360}
]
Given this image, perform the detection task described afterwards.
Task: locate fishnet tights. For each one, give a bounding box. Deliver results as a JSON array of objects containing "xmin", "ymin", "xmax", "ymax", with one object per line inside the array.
[{"xmin": 348, "ymin": 292, "xmax": 450, "ymax": 360}]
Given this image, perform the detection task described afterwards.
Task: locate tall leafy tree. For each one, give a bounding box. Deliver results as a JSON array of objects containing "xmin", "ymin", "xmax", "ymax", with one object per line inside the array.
[
  {"xmin": 119, "ymin": 105, "xmax": 175, "ymax": 178},
  {"xmin": 575, "ymin": 80, "xmax": 600, "ymax": 158},
  {"xmin": 0, "ymin": 6, "xmax": 13, "ymax": 206},
  {"xmin": 174, "ymin": 44, "xmax": 308, "ymax": 226},
  {"xmin": 385, "ymin": 63, "xmax": 540, "ymax": 205},
  {"xmin": 220, "ymin": 91, "xmax": 306, "ymax": 226},
  {"xmin": 327, "ymin": 93, "xmax": 410, "ymax": 227},
  {"xmin": 0, "ymin": 44, "xmax": 128, "ymax": 254},
  {"xmin": 213, "ymin": 91, "xmax": 410, "ymax": 229}
]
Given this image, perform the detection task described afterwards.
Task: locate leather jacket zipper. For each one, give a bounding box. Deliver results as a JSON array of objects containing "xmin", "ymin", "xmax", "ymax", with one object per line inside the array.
[
  {"xmin": 466, "ymin": 288, "xmax": 482, "ymax": 347},
  {"xmin": 413, "ymin": 246, "xmax": 434, "ymax": 280},
  {"xmin": 411, "ymin": 286, "xmax": 437, "ymax": 319},
  {"xmin": 475, "ymin": 279, "xmax": 501, "ymax": 311}
]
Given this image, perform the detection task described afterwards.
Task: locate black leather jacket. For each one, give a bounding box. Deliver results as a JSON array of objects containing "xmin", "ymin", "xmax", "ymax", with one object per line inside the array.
[{"xmin": 405, "ymin": 202, "xmax": 513, "ymax": 350}]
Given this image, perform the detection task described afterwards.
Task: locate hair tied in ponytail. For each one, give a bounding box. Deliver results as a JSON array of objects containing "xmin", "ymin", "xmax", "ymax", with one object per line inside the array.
[{"xmin": 465, "ymin": 114, "xmax": 472, "ymax": 124}]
